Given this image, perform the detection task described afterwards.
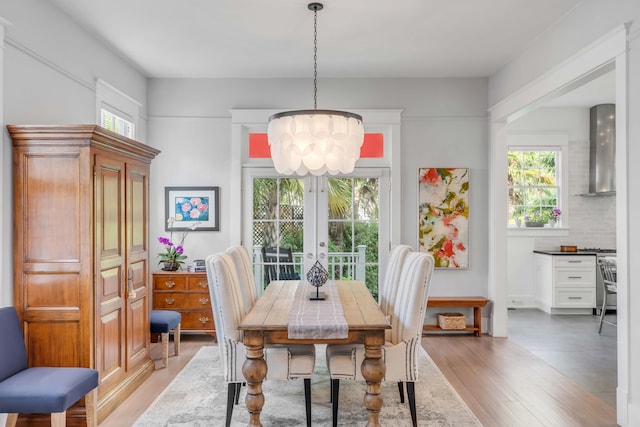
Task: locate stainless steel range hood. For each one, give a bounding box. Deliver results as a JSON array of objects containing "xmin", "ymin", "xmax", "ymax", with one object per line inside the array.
[{"xmin": 582, "ymin": 104, "xmax": 616, "ymax": 196}]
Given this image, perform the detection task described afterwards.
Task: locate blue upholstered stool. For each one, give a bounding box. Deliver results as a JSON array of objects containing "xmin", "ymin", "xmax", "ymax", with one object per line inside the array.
[
  {"xmin": 0, "ymin": 307, "xmax": 99, "ymax": 427},
  {"xmin": 150, "ymin": 310, "xmax": 181, "ymax": 368}
]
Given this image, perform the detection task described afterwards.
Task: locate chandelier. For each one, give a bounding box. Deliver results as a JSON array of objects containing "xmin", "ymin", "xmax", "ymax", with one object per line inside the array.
[{"xmin": 267, "ymin": 2, "xmax": 364, "ymax": 176}]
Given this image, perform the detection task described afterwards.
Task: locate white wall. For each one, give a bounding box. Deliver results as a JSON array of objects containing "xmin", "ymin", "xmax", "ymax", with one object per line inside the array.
[
  {"xmin": 0, "ymin": 0, "xmax": 149, "ymax": 307},
  {"xmin": 628, "ymin": 29, "xmax": 640, "ymax": 427},
  {"xmin": 401, "ymin": 118, "xmax": 488, "ymax": 296},
  {"xmin": 0, "ymin": 0, "xmax": 148, "ymax": 132},
  {"xmin": 148, "ymin": 78, "xmax": 489, "ymax": 305},
  {"xmin": 489, "ymin": 0, "xmax": 640, "ymax": 106},
  {"xmin": 489, "ymin": 1, "xmax": 640, "ymax": 424},
  {"xmin": 506, "ymin": 107, "xmax": 616, "ymax": 307}
]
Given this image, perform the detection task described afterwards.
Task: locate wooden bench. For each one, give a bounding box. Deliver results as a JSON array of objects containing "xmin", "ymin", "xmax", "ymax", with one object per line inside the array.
[{"xmin": 422, "ymin": 296, "xmax": 489, "ymax": 336}]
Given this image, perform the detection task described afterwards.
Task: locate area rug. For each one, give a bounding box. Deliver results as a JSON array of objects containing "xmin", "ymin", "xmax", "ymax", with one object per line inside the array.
[{"xmin": 134, "ymin": 345, "xmax": 482, "ymax": 426}]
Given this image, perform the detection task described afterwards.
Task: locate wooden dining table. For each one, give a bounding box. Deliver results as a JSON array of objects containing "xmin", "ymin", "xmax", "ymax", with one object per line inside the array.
[{"xmin": 238, "ymin": 279, "xmax": 391, "ymax": 427}]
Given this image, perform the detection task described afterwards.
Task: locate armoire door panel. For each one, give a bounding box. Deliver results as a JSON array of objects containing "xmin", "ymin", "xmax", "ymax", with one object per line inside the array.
[
  {"xmin": 26, "ymin": 320, "xmax": 81, "ymax": 367},
  {"xmin": 99, "ymin": 267, "xmax": 122, "ymax": 300},
  {"xmin": 97, "ymin": 165, "xmax": 124, "ymax": 257},
  {"xmin": 97, "ymin": 309, "xmax": 124, "ymax": 384},
  {"xmin": 24, "ymin": 154, "xmax": 81, "ymax": 262},
  {"xmin": 127, "ymin": 297, "xmax": 149, "ymax": 368},
  {"xmin": 129, "ymin": 172, "xmax": 147, "ymax": 251},
  {"xmin": 24, "ymin": 272, "xmax": 81, "ymax": 308},
  {"xmin": 130, "ymin": 260, "xmax": 146, "ymax": 289}
]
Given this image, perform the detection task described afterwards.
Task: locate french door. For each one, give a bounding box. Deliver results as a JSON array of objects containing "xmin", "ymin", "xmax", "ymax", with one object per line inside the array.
[{"xmin": 243, "ymin": 168, "xmax": 389, "ymax": 298}]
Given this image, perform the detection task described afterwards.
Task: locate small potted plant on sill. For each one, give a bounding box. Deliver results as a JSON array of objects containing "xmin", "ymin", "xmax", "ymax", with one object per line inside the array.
[
  {"xmin": 513, "ymin": 214, "xmax": 522, "ymax": 228},
  {"xmin": 549, "ymin": 208, "xmax": 561, "ymax": 227},
  {"xmin": 524, "ymin": 213, "xmax": 547, "ymax": 228}
]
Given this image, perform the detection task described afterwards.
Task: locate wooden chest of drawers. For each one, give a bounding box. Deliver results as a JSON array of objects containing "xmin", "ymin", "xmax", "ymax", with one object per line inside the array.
[{"xmin": 152, "ymin": 271, "xmax": 215, "ymax": 334}]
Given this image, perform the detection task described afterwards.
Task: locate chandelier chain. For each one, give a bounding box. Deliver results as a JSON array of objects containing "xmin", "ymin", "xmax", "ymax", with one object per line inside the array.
[
  {"xmin": 266, "ymin": 2, "xmax": 364, "ymax": 176},
  {"xmin": 313, "ymin": 7, "xmax": 318, "ymax": 110}
]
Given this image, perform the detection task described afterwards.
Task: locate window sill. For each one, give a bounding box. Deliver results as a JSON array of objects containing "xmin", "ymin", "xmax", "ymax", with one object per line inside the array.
[{"xmin": 507, "ymin": 226, "xmax": 570, "ymax": 237}]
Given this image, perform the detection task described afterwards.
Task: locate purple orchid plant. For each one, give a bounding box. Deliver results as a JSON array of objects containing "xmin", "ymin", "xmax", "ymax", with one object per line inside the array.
[{"xmin": 157, "ymin": 218, "xmax": 200, "ymax": 269}]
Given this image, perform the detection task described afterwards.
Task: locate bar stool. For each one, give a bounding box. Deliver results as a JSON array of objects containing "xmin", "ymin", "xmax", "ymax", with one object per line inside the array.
[
  {"xmin": 150, "ymin": 310, "xmax": 181, "ymax": 367},
  {"xmin": 598, "ymin": 257, "xmax": 617, "ymax": 334}
]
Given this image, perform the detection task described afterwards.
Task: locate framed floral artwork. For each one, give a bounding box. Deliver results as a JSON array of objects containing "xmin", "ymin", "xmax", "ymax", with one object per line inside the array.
[
  {"xmin": 164, "ymin": 186, "xmax": 220, "ymax": 231},
  {"xmin": 418, "ymin": 168, "xmax": 469, "ymax": 269}
]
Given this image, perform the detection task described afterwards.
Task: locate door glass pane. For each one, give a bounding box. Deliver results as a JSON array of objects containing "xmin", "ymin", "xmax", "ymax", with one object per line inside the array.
[
  {"xmin": 252, "ymin": 177, "xmax": 304, "ymax": 288},
  {"xmin": 327, "ymin": 177, "xmax": 380, "ymax": 298}
]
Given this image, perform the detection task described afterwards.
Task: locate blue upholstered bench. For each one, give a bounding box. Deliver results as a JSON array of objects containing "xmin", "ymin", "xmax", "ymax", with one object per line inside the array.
[
  {"xmin": 0, "ymin": 306, "xmax": 99, "ymax": 427},
  {"xmin": 150, "ymin": 309, "xmax": 181, "ymax": 368}
]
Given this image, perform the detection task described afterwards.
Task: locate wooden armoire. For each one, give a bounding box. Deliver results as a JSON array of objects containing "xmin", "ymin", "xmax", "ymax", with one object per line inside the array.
[{"xmin": 8, "ymin": 125, "xmax": 160, "ymax": 425}]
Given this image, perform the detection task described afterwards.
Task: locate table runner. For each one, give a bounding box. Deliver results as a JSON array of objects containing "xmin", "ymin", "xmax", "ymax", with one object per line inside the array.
[{"xmin": 288, "ymin": 281, "xmax": 348, "ymax": 339}]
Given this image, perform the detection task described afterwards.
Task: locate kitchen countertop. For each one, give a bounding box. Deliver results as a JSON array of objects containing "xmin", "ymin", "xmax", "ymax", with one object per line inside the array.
[{"xmin": 533, "ymin": 250, "xmax": 599, "ymax": 256}]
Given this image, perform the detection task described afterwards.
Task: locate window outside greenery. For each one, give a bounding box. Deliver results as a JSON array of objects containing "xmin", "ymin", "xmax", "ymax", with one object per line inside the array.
[
  {"xmin": 508, "ymin": 150, "xmax": 559, "ymax": 225},
  {"xmin": 252, "ymin": 177, "xmax": 380, "ymax": 297},
  {"xmin": 101, "ymin": 109, "xmax": 134, "ymax": 139}
]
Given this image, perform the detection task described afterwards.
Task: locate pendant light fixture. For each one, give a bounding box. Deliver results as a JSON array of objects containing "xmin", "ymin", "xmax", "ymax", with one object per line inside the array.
[{"xmin": 267, "ymin": 2, "xmax": 364, "ymax": 176}]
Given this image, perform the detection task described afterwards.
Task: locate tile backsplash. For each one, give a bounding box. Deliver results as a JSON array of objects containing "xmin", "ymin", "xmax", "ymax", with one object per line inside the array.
[{"xmin": 535, "ymin": 137, "xmax": 616, "ymax": 251}]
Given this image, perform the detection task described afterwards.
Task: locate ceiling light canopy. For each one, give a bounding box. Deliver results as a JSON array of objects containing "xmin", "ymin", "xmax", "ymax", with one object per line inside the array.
[{"xmin": 267, "ymin": 3, "xmax": 364, "ymax": 176}]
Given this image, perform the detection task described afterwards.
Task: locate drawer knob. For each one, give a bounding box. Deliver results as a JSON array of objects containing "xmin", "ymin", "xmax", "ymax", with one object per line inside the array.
[
  {"xmin": 199, "ymin": 297, "xmax": 209, "ymax": 305},
  {"xmin": 199, "ymin": 316, "xmax": 209, "ymax": 324},
  {"xmin": 165, "ymin": 297, "xmax": 175, "ymax": 305},
  {"xmin": 568, "ymin": 296, "xmax": 582, "ymax": 300},
  {"xmin": 568, "ymin": 276, "xmax": 583, "ymax": 279},
  {"xmin": 164, "ymin": 280, "xmax": 176, "ymax": 289},
  {"xmin": 198, "ymin": 281, "xmax": 208, "ymax": 289}
]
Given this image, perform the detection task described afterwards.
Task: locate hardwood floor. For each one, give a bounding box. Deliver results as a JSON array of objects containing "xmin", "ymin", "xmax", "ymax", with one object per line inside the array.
[
  {"xmin": 100, "ymin": 334, "xmax": 617, "ymax": 426},
  {"xmin": 423, "ymin": 335, "xmax": 617, "ymax": 427},
  {"xmin": 99, "ymin": 334, "xmax": 217, "ymax": 427}
]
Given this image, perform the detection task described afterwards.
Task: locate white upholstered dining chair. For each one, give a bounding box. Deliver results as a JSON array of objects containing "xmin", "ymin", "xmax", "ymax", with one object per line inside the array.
[
  {"xmin": 378, "ymin": 244, "xmax": 413, "ymax": 332},
  {"xmin": 225, "ymin": 245, "xmax": 258, "ymax": 315},
  {"xmin": 205, "ymin": 252, "xmax": 316, "ymax": 427},
  {"xmin": 326, "ymin": 251, "xmax": 435, "ymax": 427}
]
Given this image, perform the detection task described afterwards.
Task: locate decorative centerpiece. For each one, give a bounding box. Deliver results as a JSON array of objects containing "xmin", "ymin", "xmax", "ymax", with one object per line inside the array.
[{"xmin": 306, "ymin": 260, "xmax": 328, "ymax": 300}]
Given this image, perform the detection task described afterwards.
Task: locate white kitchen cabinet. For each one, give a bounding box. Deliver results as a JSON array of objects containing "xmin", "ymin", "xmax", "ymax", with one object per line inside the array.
[{"xmin": 535, "ymin": 254, "xmax": 596, "ymax": 314}]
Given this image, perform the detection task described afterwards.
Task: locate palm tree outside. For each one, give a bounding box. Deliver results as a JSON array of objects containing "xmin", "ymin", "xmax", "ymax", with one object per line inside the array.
[{"xmin": 252, "ymin": 176, "xmax": 380, "ymax": 297}]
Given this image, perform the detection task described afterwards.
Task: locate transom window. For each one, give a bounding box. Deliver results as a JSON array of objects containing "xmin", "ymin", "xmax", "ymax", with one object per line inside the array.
[
  {"xmin": 248, "ymin": 133, "xmax": 384, "ymax": 159},
  {"xmin": 101, "ymin": 109, "xmax": 134, "ymax": 139},
  {"xmin": 96, "ymin": 78, "xmax": 140, "ymax": 140}
]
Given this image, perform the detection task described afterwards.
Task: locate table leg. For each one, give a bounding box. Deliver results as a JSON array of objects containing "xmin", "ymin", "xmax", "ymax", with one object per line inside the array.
[
  {"xmin": 474, "ymin": 306, "xmax": 482, "ymax": 337},
  {"xmin": 242, "ymin": 330, "xmax": 267, "ymax": 427},
  {"xmin": 361, "ymin": 330, "xmax": 386, "ymax": 427}
]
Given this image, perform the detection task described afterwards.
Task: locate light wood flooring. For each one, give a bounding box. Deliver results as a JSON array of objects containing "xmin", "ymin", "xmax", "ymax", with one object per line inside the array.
[
  {"xmin": 99, "ymin": 334, "xmax": 217, "ymax": 427},
  {"xmin": 424, "ymin": 335, "xmax": 616, "ymax": 427},
  {"xmin": 100, "ymin": 333, "xmax": 617, "ymax": 427}
]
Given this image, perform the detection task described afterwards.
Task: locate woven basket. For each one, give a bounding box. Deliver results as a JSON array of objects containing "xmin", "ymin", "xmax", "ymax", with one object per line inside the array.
[{"xmin": 438, "ymin": 312, "xmax": 466, "ymax": 330}]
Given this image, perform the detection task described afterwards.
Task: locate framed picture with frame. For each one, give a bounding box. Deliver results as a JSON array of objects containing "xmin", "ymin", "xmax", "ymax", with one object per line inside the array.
[
  {"xmin": 418, "ymin": 168, "xmax": 469, "ymax": 269},
  {"xmin": 164, "ymin": 186, "xmax": 220, "ymax": 231}
]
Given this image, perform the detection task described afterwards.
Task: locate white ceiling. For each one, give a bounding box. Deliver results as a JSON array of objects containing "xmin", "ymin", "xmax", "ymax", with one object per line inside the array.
[
  {"xmin": 48, "ymin": 0, "xmax": 614, "ymax": 107},
  {"xmin": 49, "ymin": 0, "xmax": 585, "ymax": 79}
]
